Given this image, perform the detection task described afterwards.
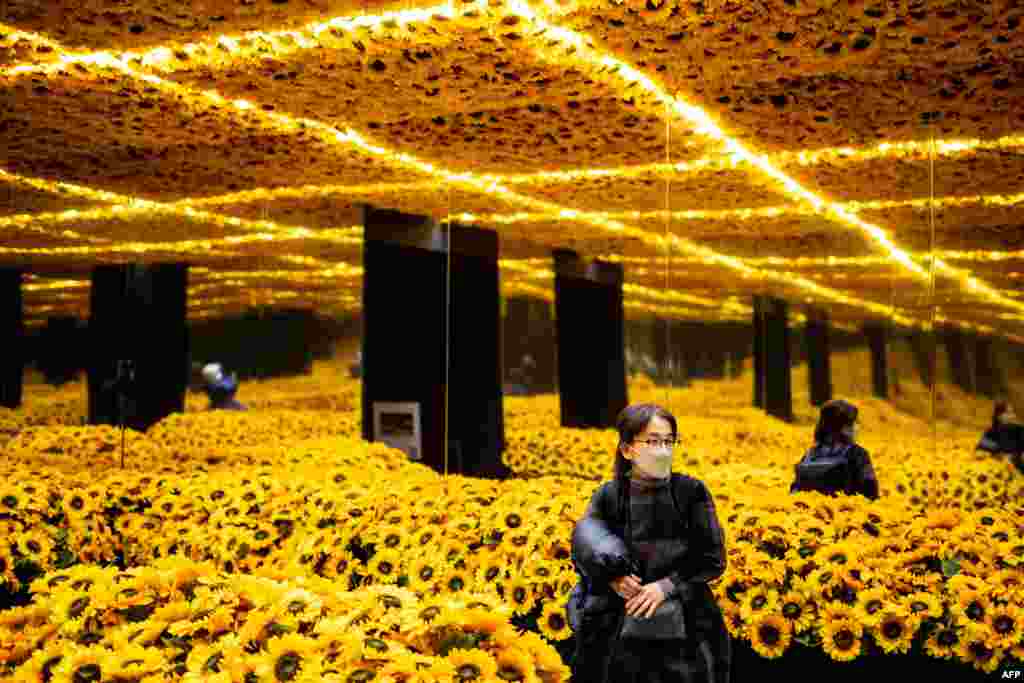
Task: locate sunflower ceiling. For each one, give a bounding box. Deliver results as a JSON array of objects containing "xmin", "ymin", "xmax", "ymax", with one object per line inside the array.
[{"xmin": 1, "ymin": 0, "xmax": 1022, "ymax": 338}]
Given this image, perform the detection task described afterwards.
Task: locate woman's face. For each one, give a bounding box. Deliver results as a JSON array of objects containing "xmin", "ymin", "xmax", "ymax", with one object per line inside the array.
[{"xmin": 623, "ymin": 415, "xmax": 675, "ymax": 478}]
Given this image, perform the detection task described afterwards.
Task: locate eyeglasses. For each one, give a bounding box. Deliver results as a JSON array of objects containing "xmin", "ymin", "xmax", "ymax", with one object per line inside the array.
[{"xmin": 633, "ymin": 438, "xmax": 680, "ymax": 449}]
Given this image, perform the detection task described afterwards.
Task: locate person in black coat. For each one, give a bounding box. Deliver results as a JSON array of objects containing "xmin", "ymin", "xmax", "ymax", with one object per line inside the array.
[
  {"xmin": 790, "ymin": 399, "xmax": 878, "ymax": 500},
  {"xmin": 201, "ymin": 363, "xmax": 248, "ymax": 412},
  {"xmin": 568, "ymin": 403, "xmax": 730, "ymax": 683},
  {"xmin": 977, "ymin": 401, "xmax": 1024, "ymax": 473}
]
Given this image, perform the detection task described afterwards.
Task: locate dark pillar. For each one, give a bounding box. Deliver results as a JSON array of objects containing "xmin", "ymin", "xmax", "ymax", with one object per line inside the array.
[
  {"xmin": 941, "ymin": 329, "xmax": 974, "ymax": 394},
  {"xmin": 908, "ymin": 330, "xmax": 934, "ymax": 387},
  {"xmin": 38, "ymin": 316, "xmax": 84, "ymax": 386},
  {"xmin": 361, "ymin": 207, "xmax": 507, "ymax": 479},
  {"xmin": 88, "ymin": 263, "xmax": 189, "ymax": 432},
  {"xmin": 805, "ymin": 310, "xmax": 832, "ymax": 407},
  {"xmin": 753, "ymin": 306, "xmax": 765, "ymax": 408},
  {"xmin": 973, "ymin": 335, "xmax": 1000, "ymax": 399},
  {"xmin": 753, "ymin": 296, "xmax": 793, "ymax": 421},
  {"xmin": 863, "ymin": 322, "xmax": 890, "ymax": 400},
  {"xmin": 503, "ymin": 296, "xmax": 557, "ymax": 393},
  {"xmin": 0, "ymin": 269, "xmax": 24, "ymax": 409},
  {"xmin": 553, "ymin": 249, "xmax": 628, "ymax": 429},
  {"xmin": 652, "ymin": 318, "xmax": 669, "ymax": 384}
]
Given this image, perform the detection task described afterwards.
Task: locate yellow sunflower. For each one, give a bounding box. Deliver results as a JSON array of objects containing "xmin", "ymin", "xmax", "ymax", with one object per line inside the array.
[
  {"xmin": 873, "ymin": 608, "xmax": 918, "ymax": 655},
  {"xmin": 493, "ymin": 647, "xmax": 542, "ymax": 683},
  {"xmin": 12, "ymin": 643, "xmax": 65, "ymax": 683},
  {"xmin": 102, "ymin": 643, "xmax": 165, "ymax": 681},
  {"xmin": 985, "ymin": 603, "xmax": 1024, "ymax": 649},
  {"xmin": 906, "ymin": 591, "xmax": 943, "ymax": 622},
  {"xmin": 50, "ymin": 644, "xmax": 107, "ymax": 683},
  {"xmin": 821, "ymin": 618, "xmax": 863, "ymax": 662},
  {"xmin": 409, "ymin": 555, "xmax": 447, "ymax": 591},
  {"xmin": 739, "ymin": 585, "xmax": 778, "ymax": 622},
  {"xmin": 777, "ymin": 592, "xmax": 815, "ymax": 633},
  {"xmin": 854, "ymin": 586, "xmax": 889, "ymax": 628},
  {"xmin": 264, "ymin": 633, "xmax": 321, "ymax": 682},
  {"xmin": 537, "ymin": 601, "xmax": 572, "ymax": 642},
  {"xmin": 441, "ymin": 568, "xmax": 473, "ymax": 596},
  {"xmin": 953, "ymin": 590, "xmax": 992, "ymax": 625},
  {"xmin": 924, "ymin": 623, "xmax": 961, "ymax": 659},
  {"xmin": 504, "ymin": 576, "xmax": 535, "ymax": 616},
  {"xmin": 749, "ymin": 613, "xmax": 792, "ymax": 659},
  {"xmin": 444, "ymin": 646, "xmax": 499, "ymax": 682},
  {"xmin": 957, "ymin": 623, "xmax": 1002, "ymax": 674}
]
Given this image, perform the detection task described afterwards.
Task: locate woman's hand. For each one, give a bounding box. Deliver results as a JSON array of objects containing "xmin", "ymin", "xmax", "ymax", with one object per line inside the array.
[
  {"xmin": 625, "ymin": 582, "xmax": 667, "ymax": 618},
  {"xmin": 610, "ymin": 574, "xmax": 642, "ymax": 600}
]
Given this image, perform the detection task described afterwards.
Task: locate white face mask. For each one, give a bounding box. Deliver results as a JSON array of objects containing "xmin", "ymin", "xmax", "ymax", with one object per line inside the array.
[{"xmin": 628, "ymin": 443, "xmax": 674, "ymax": 479}]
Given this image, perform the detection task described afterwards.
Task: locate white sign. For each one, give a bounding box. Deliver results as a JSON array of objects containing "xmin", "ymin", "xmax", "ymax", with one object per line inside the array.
[{"xmin": 372, "ymin": 402, "xmax": 422, "ymax": 462}]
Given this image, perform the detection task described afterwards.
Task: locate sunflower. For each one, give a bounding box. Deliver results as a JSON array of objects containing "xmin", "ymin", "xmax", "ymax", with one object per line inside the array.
[
  {"xmin": 906, "ymin": 591, "xmax": 943, "ymax": 622},
  {"xmin": 445, "ymin": 647, "xmax": 499, "ymax": 682},
  {"xmin": 953, "ymin": 590, "xmax": 991, "ymax": 625},
  {"xmin": 378, "ymin": 649, "xmax": 422, "ymax": 680},
  {"xmin": 264, "ymin": 633, "xmax": 321, "ymax": 682},
  {"xmin": 461, "ymin": 608, "xmax": 507, "ymax": 637},
  {"xmin": 536, "ymin": 601, "xmax": 571, "ymax": 642},
  {"xmin": 873, "ymin": 607, "xmax": 917, "ymax": 655},
  {"xmin": 820, "ymin": 618, "xmax": 863, "ymax": 662},
  {"xmin": 854, "ymin": 587, "xmax": 890, "ymax": 628},
  {"xmin": 985, "ymin": 604, "xmax": 1023, "ymax": 649},
  {"xmin": 493, "ymin": 647, "xmax": 541, "ymax": 683},
  {"xmin": 370, "ymin": 524, "xmax": 408, "ymax": 552},
  {"xmin": 777, "ymin": 592, "xmax": 815, "ymax": 633},
  {"xmin": 12, "ymin": 643, "xmax": 65, "ymax": 683},
  {"xmin": 409, "ymin": 555, "xmax": 447, "ymax": 591},
  {"xmin": 924, "ymin": 623, "xmax": 961, "ymax": 659},
  {"xmin": 102, "ymin": 643, "xmax": 165, "ymax": 681},
  {"xmin": 957, "ymin": 623, "xmax": 1002, "ymax": 674},
  {"xmin": 749, "ymin": 613, "xmax": 792, "ymax": 659},
  {"xmin": 739, "ymin": 585, "xmax": 778, "ymax": 622},
  {"xmin": 441, "ymin": 569, "xmax": 472, "ymax": 596},
  {"xmin": 50, "ymin": 644, "xmax": 107, "ymax": 683},
  {"xmin": 990, "ymin": 569, "xmax": 1024, "ymax": 600},
  {"xmin": 504, "ymin": 577, "xmax": 535, "ymax": 616}
]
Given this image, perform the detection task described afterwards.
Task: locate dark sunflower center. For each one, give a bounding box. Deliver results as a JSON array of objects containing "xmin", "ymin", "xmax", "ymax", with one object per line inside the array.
[
  {"xmin": 385, "ymin": 535, "xmax": 401, "ymax": 548},
  {"xmin": 937, "ymin": 630, "xmax": 958, "ymax": 646},
  {"xmin": 336, "ymin": 559, "xmax": 348, "ymax": 573},
  {"xmin": 419, "ymin": 567, "xmax": 434, "ymax": 581},
  {"xmin": 366, "ymin": 638, "xmax": 388, "ymax": 652},
  {"xmin": 969, "ymin": 642, "xmax": 993, "ymax": 661},
  {"xmin": 882, "ymin": 620, "xmax": 903, "ymax": 640},
  {"xmin": 497, "ymin": 667, "xmax": 525, "ymax": 681},
  {"xmin": 275, "ymin": 653, "xmax": 301, "ymax": 681},
  {"xmin": 449, "ymin": 577, "xmax": 464, "ymax": 591},
  {"xmin": 759, "ymin": 624, "xmax": 781, "ymax": 646},
  {"xmin": 41, "ymin": 656, "xmax": 62, "ymax": 683},
  {"xmin": 866, "ymin": 600, "xmax": 882, "ymax": 614},
  {"xmin": 69, "ymin": 597, "xmax": 90, "ymax": 619},
  {"xmin": 966, "ymin": 602, "xmax": 985, "ymax": 621},
  {"xmin": 457, "ymin": 664, "xmax": 482, "ymax": 680},
  {"xmin": 419, "ymin": 532, "xmax": 434, "ymax": 545},
  {"xmin": 288, "ymin": 601, "xmax": 306, "ymax": 614},
  {"xmin": 505, "ymin": 514, "xmax": 522, "ymax": 528},
  {"xmin": 72, "ymin": 664, "xmax": 101, "ymax": 683},
  {"xmin": 1, "ymin": 495, "xmax": 18, "ymax": 508},
  {"xmin": 380, "ymin": 595, "xmax": 402, "ymax": 609},
  {"xmin": 911, "ymin": 601, "xmax": 929, "ymax": 613},
  {"xmin": 27, "ymin": 540, "xmax": 42, "ymax": 553},
  {"xmin": 752, "ymin": 596, "xmax": 767, "ymax": 609},
  {"xmin": 204, "ymin": 653, "xmax": 223, "ymax": 674},
  {"xmin": 994, "ymin": 616, "xmax": 1015, "ymax": 634},
  {"xmin": 513, "ymin": 587, "xmax": 527, "ymax": 602},
  {"xmin": 378, "ymin": 562, "xmax": 393, "ymax": 574},
  {"xmin": 547, "ymin": 613, "xmax": 566, "ymax": 630},
  {"xmin": 833, "ymin": 630, "xmax": 855, "ymax": 650},
  {"xmin": 782, "ymin": 603, "xmax": 802, "ymax": 619},
  {"xmin": 421, "ymin": 607, "xmax": 441, "ymax": 621},
  {"xmin": 347, "ymin": 669, "xmax": 376, "ymax": 682},
  {"xmin": 485, "ymin": 567, "xmax": 500, "ymax": 581},
  {"xmin": 829, "ymin": 554, "xmax": 847, "ymax": 565}
]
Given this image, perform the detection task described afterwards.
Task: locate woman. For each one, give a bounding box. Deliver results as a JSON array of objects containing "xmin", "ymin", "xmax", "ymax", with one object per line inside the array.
[
  {"xmin": 790, "ymin": 399, "xmax": 878, "ymax": 500},
  {"xmin": 569, "ymin": 403, "xmax": 729, "ymax": 683},
  {"xmin": 977, "ymin": 401, "xmax": 1024, "ymax": 473}
]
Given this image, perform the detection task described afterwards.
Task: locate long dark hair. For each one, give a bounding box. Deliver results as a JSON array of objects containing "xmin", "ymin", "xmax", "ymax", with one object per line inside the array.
[
  {"xmin": 613, "ymin": 403, "xmax": 678, "ymax": 518},
  {"xmin": 814, "ymin": 399, "xmax": 858, "ymax": 445}
]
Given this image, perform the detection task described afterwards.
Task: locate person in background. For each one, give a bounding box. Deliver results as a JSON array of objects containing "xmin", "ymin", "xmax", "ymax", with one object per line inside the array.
[
  {"xmin": 790, "ymin": 399, "xmax": 879, "ymax": 500},
  {"xmin": 201, "ymin": 363, "xmax": 247, "ymax": 411},
  {"xmin": 977, "ymin": 401, "xmax": 1024, "ymax": 474}
]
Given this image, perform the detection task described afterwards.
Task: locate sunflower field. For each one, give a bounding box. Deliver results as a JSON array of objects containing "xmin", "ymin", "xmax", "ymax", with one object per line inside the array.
[{"xmin": 0, "ymin": 355, "xmax": 1022, "ymax": 681}]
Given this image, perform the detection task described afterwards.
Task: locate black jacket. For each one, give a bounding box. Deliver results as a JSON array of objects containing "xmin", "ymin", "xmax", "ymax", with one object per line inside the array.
[
  {"xmin": 569, "ymin": 474, "xmax": 730, "ymax": 683},
  {"xmin": 790, "ymin": 442, "xmax": 878, "ymax": 500}
]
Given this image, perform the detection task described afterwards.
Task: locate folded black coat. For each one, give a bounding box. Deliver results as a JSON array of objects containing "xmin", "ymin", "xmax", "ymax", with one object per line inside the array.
[{"xmin": 568, "ymin": 476, "xmax": 731, "ymax": 683}]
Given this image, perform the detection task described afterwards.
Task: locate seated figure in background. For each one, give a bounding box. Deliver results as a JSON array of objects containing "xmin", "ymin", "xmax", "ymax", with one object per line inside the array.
[
  {"xmin": 201, "ymin": 363, "xmax": 248, "ymax": 412},
  {"xmin": 977, "ymin": 401, "xmax": 1024, "ymax": 474}
]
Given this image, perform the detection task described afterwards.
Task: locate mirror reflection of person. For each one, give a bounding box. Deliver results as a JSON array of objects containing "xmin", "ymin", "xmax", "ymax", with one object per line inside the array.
[
  {"xmin": 201, "ymin": 363, "xmax": 247, "ymax": 411},
  {"xmin": 790, "ymin": 399, "xmax": 879, "ymax": 500},
  {"xmin": 977, "ymin": 401, "xmax": 1023, "ymax": 473}
]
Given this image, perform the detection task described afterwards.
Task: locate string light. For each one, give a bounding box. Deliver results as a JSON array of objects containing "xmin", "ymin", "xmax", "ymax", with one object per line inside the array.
[{"xmin": 0, "ymin": 26, "xmax": 1018, "ymax": 337}]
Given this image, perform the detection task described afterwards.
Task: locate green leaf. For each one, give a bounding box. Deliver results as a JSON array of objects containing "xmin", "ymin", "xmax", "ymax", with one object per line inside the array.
[{"xmin": 941, "ymin": 558, "xmax": 960, "ymax": 578}]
